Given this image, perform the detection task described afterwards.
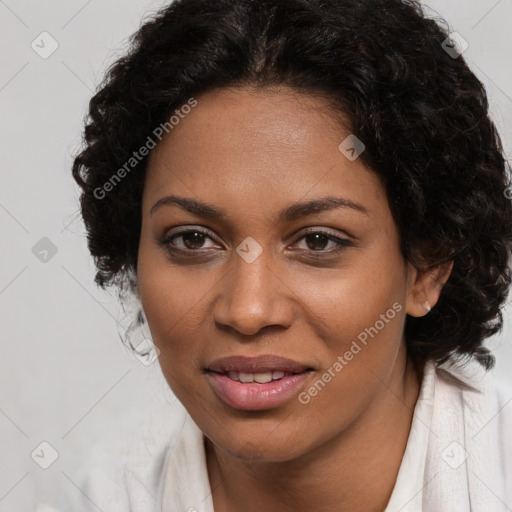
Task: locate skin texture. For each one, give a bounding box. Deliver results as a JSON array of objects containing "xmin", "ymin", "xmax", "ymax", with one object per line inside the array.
[{"xmin": 137, "ymin": 85, "xmax": 452, "ymax": 511}]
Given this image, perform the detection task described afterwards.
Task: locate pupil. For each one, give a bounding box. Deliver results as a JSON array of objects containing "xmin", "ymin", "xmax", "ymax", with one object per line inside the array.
[
  {"xmin": 306, "ymin": 233, "xmax": 328, "ymax": 250},
  {"xmin": 184, "ymin": 231, "xmax": 205, "ymax": 249}
]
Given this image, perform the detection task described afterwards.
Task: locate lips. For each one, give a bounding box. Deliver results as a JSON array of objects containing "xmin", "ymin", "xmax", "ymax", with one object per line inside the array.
[
  {"xmin": 207, "ymin": 355, "xmax": 312, "ymax": 374},
  {"xmin": 205, "ymin": 355, "xmax": 314, "ymax": 410}
]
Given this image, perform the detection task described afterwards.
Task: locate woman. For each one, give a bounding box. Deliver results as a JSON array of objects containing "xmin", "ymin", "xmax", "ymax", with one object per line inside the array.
[{"xmin": 71, "ymin": 0, "xmax": 512, "ymax": 510}]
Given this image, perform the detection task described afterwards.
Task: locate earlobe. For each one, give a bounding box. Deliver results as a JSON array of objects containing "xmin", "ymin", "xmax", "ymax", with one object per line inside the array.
[{"xmin": 405, "ymin": 260, "xmax": 454, "ymax": 317}]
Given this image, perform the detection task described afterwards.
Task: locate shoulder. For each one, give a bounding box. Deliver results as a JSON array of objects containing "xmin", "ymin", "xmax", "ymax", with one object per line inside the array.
[
  {"xmin": 70, "ymin": 399, "xmax": 188, "ymax": 512},
  {"xmin": 432, "ymin": 358, "xmax": 512, "ymax": 507}
]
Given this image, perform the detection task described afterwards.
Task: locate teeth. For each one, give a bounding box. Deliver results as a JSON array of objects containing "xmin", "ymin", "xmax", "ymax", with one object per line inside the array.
[
  {"xmin": 228, "ymin": 371, "xmax": 239, "ymax": 381},
  {"xmin": 253, "ymin": 372, "xmax": 273, "ymax": 383},
  {"xmin": 239, "ymin": 372, "xmax": 254, "ymax": 383},
  {"xmin": 226, "ymin": 370, "xmax": 290, "ymax": 383}
]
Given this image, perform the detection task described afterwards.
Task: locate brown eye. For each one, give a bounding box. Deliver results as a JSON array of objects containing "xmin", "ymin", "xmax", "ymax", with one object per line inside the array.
[
  {"xmin": 162, "ymin": 228, "xmax": 220, "ymax": 252},
  {"xmin": 303, "ymin": 233, "xmax": 332, "ymax": 251},
  {"xmin": 292, "ymin": 230, "xmax": 352, "ymax": 254},
  {"xmin": 178, "ymin": 231, "xmax": 208, "ymax": 249}
]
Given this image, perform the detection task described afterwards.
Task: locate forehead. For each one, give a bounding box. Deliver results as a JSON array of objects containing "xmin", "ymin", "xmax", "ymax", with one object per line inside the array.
[
  {"xmin": 148, "ymin": 85, "xmax": 348, "ymax": 161},
  {"xmin": 143, "ymin": 86, "xmax": 387, "ymax": 221}
]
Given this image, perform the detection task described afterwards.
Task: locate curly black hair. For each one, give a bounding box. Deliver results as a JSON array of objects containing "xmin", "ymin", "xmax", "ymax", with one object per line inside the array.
[{"xmin": 71, "ymin": 0, "xmax": 512, "ymax": 370}]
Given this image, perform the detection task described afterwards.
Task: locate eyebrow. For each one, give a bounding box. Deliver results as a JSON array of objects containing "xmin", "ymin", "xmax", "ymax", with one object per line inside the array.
[{"xmin": 149, "ymin": 194, "xmax": 368, "ymax": 221}]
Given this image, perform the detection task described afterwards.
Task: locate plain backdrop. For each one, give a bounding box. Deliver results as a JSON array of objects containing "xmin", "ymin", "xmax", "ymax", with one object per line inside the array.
[{"xmin": 1, "ymin": 0, "xmax": 511, "ymax": 509}]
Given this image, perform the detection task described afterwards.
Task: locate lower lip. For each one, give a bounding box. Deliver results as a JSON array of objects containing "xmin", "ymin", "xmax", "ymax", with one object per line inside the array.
[{"xmin": 206, "ymin": 371, "xmax": 312, "ymax": 411}]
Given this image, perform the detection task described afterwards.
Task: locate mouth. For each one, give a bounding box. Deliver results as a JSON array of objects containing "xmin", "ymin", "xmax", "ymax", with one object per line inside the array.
[
  {"xmin": 205, "ymin": 355, "xmax": 314, "ymax": 411},
  {"xmin": 220, "ymin": 369, "xmax": 304, "ymax": 383}
]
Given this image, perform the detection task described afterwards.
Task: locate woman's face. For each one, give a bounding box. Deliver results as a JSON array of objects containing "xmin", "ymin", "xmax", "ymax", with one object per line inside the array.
[{"xmin": 137, "ymin": 85, "xmax": 421, "ymax": 462}]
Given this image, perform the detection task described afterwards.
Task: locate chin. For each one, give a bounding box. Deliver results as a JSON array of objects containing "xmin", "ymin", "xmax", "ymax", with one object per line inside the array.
[{"xmin": 205, "ymin": 417, "xmax": 315, "ymax": 464}]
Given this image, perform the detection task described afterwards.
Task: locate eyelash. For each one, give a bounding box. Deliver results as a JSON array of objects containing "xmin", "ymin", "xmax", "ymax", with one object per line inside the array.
[{"xmin": 159, "ymin": 227, "xmax": 352, "ymax": 258}]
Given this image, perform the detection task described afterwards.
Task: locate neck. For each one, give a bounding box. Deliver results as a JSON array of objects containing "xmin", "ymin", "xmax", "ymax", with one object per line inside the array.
[{"xmin": 206, "ymin": 355, "xmax": 423, "ymax": 512}]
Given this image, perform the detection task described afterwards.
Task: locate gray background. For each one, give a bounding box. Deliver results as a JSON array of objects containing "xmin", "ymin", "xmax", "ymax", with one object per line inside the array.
[{"xmin": 1, "ymin": 0, "xmax": 511, "ymax": 509}]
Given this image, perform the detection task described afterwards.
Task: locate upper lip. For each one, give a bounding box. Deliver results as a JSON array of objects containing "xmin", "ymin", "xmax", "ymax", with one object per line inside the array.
[{"xmin": 207, "ymin": 355, "xmax": 312, "ymax": 374}]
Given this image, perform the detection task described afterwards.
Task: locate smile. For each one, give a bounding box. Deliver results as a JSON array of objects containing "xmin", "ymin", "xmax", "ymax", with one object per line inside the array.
[{"xmin": 206, "ymin": 370, "xmax": 314, "ymax": 411}]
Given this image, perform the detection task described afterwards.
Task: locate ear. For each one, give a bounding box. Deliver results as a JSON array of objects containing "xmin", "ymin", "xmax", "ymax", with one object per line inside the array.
[{"xmin": 405, "ymin": 260, "xmax": 454, "ymax": 317}]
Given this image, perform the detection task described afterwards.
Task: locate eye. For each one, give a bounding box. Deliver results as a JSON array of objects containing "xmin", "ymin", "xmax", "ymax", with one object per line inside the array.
[
  {"xmin": 290, "ymin": 229, "xmax": 352, "ymax": 254},
  {"xmin": 161, "ymin": 228, "xmax": 220, "ymax": 252}
]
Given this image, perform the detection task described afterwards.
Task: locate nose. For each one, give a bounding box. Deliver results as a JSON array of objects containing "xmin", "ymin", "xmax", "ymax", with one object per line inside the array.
[{"xmin": 212, "ymin": 249, "xmax": 295, "ymax": 337}]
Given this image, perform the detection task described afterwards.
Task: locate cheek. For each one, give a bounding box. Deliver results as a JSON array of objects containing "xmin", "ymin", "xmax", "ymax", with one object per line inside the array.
[
  {"xmin": 136, "ymin": 245, "xmax": 219, "ymax": 381},
  {"xmin": 137, "ymin": 277, "xmax": 210, "ymax": 404},
  {"xmin": 287, "ymin": 265, "xmax": 408, "ymax": 442},
  {"xmin": 290, "ymin": 246, "xmax": 407, "ymax": 352}
]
